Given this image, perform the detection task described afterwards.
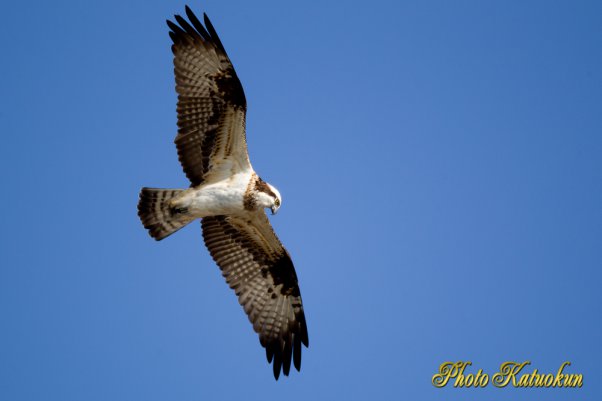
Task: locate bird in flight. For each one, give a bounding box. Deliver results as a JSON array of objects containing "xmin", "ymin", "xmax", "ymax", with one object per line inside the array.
[{"xmin": 137, "ymin": 6, "xmax": 308, "ymax": 379}]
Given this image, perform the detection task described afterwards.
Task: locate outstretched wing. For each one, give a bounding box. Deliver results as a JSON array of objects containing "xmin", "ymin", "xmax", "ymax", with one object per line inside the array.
[
  {"xmin": 167, "ymin": 7, "xmax": 250, "ymax": 186},
  {"xmin": 201, "ymin": 214, "xmax": 309, "ymax": 379}
]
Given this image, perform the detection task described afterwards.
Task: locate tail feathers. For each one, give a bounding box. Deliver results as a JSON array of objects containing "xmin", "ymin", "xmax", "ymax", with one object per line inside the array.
[{"xmin": 138, "ymin": 187, "xmax": 195, "ymax": 241}]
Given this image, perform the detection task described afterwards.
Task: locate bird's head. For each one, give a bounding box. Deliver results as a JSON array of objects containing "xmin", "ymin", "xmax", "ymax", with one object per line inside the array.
[
  {"xmin": 268, "ymin": 184, "xmax": 282, "ymax": 215},
  {"xmin": 255, "ymin": 179, "xmax": 282, "ymax": 215}
]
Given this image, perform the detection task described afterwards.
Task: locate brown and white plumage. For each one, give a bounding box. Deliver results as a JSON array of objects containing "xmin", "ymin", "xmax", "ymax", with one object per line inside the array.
[
  {"xmin": 168, "ymin": 7, "xmax": 249, "ymax": 185},
  {"xmin": 202, "ymin": 214, "xmax": 308, "ymax": 378},
  {"xmin": 137, "ymin": 6, "xmax": 308, "ymax": 379}
]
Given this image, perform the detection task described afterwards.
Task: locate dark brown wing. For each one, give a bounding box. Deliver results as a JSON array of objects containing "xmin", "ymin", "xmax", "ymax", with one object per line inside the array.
[
  {"xmin": 201, "ymin": 214, "xmax": 309, "ymax": 379},
  {"xmin": 168, "ymin": 7, "xmax": 251, "ymax": 186}
]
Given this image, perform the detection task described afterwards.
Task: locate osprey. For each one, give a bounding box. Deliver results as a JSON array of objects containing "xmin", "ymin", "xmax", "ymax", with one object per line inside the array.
[{"xmin": 137, "ymin": 7, "xmax": 308, "ymax": 379}]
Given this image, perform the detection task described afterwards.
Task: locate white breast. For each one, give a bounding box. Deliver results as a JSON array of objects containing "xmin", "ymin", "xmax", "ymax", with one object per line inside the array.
[{"xmin": 182, "ymin": 171, "xmax": 252, "ymax": 218}]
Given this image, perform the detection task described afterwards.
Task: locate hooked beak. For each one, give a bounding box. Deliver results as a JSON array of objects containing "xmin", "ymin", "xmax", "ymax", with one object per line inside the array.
[{"xmin": 271, "ymin": 206, "xmax": 278, "ymax": 215}]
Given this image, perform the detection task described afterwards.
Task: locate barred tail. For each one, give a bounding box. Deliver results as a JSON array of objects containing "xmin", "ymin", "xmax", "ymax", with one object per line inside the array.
[{"xmin": 137, "ymin": 187, "xmax": 195, "ymax": 241}]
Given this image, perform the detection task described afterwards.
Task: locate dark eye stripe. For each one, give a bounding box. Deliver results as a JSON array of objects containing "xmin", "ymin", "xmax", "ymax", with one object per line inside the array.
[{"xmin": 255, "ymin": 177, "xmax": 276, "ymax": 198}]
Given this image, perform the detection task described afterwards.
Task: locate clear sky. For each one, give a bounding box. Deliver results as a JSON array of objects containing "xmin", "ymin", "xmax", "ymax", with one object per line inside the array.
[{"xmin": 1, "ymin": 1, "xmax": 600, "ymax": 400}]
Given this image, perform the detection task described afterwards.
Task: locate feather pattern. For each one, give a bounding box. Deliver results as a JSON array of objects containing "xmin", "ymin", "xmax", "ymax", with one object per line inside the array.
[
  {"xmin": 201, "ymin": 214, "xmax": 309, "ymax": 379},
  {"xmin": 168, "ymin": 6, "xmax": 250, "ymax": 186}
]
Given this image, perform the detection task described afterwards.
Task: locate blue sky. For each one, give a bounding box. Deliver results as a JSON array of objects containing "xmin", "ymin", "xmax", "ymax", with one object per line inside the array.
[{"xmin": 1, "ymin": 0, "xmax": 601, "ymax": 400}]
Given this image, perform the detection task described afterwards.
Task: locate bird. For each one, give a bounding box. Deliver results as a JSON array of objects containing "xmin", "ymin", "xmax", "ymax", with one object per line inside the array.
[{"xmin": 137, "ymin": 6, "xmax": 308, "ymax": 379}]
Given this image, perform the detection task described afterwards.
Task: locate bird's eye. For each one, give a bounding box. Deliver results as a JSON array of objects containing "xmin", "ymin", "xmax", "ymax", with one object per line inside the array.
[{"xmin": 275, "ymin": 199, "xmax": 281, "ymax": 207}]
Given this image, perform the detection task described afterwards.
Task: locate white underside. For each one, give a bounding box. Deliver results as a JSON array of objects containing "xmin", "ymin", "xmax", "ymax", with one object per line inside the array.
[{"xmin": 174, "ymin": 170, "xmax": 254, "ymax": 218}]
